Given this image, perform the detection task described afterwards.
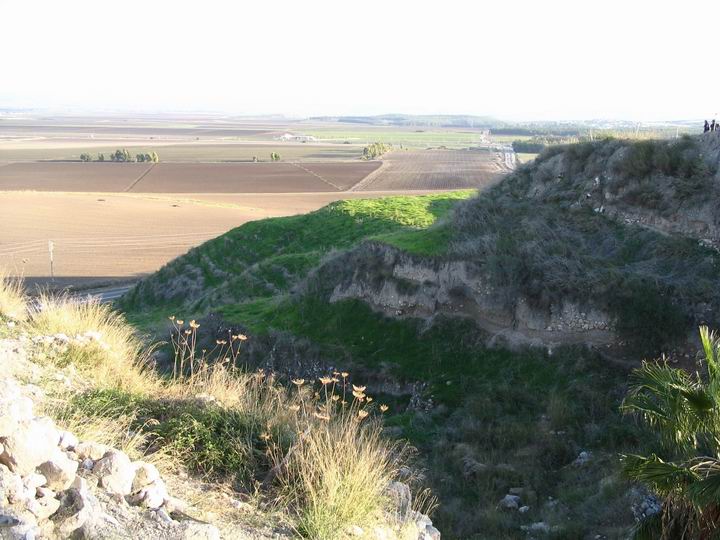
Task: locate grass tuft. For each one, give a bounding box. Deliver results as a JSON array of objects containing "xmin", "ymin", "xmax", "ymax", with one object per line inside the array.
[{"xmin": 0, "ymin": 274, "xmax": 27, "ymax": 321}]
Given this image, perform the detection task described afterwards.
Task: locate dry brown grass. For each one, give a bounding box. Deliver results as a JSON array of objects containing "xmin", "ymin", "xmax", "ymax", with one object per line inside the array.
[
  {"xmin": 7, "ymin": 292, "xmax": 422, "ymax": 537},
  {"xmin": 28, "ymin": 293, "xmax": 159, "ymax": 394},
  {"xmin": 0, "ymin": 272, "xmax": 27, "ymax": 321}
]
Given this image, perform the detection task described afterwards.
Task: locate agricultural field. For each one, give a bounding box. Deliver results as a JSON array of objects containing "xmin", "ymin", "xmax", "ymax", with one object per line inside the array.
[
  {"xmin": 0, "ymin": 114, "xmax": 516, "ymax": 288},
  {"xmin": 299, "ymin": 126, "xmax": 489, "ymax": 148},
  {"xmin": 1, "ymin": 190, "xmax": 444, "ymax": 287},
  {"xmin": 0, "ymin": 142, "xmax": 364, "ymax": 163},
  {"xmin": 354, "ymin": 148, "xmax": 509, "ymax": 191},
  {"xmin": 0, "ymin": 162, "xmax": 380, "ymax": 193}
]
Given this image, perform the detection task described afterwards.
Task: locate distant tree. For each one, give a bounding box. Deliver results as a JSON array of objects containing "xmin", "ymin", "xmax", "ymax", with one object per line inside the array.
[
  {"xmin": 80, "ymin": 153, "xmax": 92, "ymax": 162},
  {"xmin": 270, "ymin": 152, "xmax": 281, "ymax": 161},
  {"xmin": 136, "ymin": 154, "xmax": 146, "ymax": 162},
  {"xmin": 150, "ymin": 151, "xmax": 159, "ymax": 163},
  {"xmin": 362, "ymin": 142, "xmax": 392, "ymax": 160},
  {"xmin": 252, "ymin": 156, "xmax": 258, "ymax": 162},
  {"xmin": 98, "ymin": 153, "xmax": 105, "ymax": 162},
  {"xmin": 144, "ymin": 153, "xmax": 152, "ymax": 162}
]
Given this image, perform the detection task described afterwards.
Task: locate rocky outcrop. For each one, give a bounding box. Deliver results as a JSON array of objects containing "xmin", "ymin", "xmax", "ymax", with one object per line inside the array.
[
  {"xmin": 0, "ymin": 375, "xmax": 220, "ymax": 540},
  {"xmin": 516, "ymin": 135, "xmax": 720, "ymax": 250},
  {"xmin": 311, "ymin": 242, "xmax": 615, "ymax": 350}
]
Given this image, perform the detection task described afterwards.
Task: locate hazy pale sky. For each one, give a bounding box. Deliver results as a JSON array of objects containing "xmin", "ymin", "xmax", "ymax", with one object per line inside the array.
[{"xmin": 1, "ymin": 0, "xmax": 717, "ymax": 121}]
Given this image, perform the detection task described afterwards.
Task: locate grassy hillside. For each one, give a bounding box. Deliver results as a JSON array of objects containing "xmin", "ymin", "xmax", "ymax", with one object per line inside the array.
[
  {"xmin": 121, "ymin": 191, "xmax": 473, "ymax": 318},
  {"xmin": 120, "ymin": 137, "xmax": 720, "ymax": 538}
]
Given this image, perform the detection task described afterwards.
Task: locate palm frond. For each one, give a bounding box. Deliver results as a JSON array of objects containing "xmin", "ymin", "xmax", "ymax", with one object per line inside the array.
[
  {"xmin": 689, "ymin": 458, "xmax": 720, "ymax": 507},
  {"xmin": 631, "ymin": 510, "xmax": 663, "ymax": 540},
  {"xmin": 623, "ymin": 453, "xmax": 696, "ymax": 495}
]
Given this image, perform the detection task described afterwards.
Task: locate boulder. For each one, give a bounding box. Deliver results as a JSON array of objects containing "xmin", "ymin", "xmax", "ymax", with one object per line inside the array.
[
  {"xmin": 93, "ymin": 450, "xmax": 135, "ymax": 496},
  {"xmin": 38, "ymin": 448, "xmax": 78, "ymax": 491},
  {"xmin": 0, "ymin": 417, "xmax": 59, "ymax": 476}
]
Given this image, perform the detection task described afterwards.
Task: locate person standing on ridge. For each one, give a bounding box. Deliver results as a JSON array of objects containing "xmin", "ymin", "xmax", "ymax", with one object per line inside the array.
[{"xmin": 705, "ymin": 120, "xmax": 710, "ymax": 133}]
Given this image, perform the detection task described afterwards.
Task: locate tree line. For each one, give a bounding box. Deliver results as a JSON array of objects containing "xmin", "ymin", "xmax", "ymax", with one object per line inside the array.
[
  {"xmin": 362, "ymin": 142, "xmax": 392, "ymax": 160},
  {"xmin": 79, "ymin": 150, "xmax": 159, "ymax": 163}
]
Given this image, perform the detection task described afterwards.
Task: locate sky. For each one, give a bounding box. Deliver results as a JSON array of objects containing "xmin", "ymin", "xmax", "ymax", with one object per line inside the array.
[{"xmin": 0, "ymin": 0, "xmax": 718, "ymax": 121}]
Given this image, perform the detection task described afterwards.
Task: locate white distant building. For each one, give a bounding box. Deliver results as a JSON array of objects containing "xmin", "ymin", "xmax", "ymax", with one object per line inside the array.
[{"xmin": 276, "ymin": 132, "xmax": 317, "ymax": 142}]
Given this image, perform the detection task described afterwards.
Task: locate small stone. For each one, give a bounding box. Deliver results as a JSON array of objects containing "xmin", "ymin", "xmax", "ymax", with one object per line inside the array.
[
  {"xmin": 0, "ymin": 463, "xmax": 25, "ymax": 503},
  {"xmin": 23, "ymin": 473, "xmax": 47, "ymax": 491},
  {"xmin": 131, "ymin": 462, "xmax": 160, "ymax": 492},
  {"xmin": 519, "ymin": 505, "xmax": 530, "ymax": 513},
  {"xmin": 39, "ymin": 448, "xmax": 78, "ymax": 491},
  {"xmin": 75, "ymin": 442, "xmax": 109, "ymax": 461},
  {"xmin": 498, "ymin": 494, "xmax": 521, "ymax": 510},
  {"xmin": 347, "ymin": 525, "xmax": 364, "ymax": 537},
  {"xmin": 58, "ymin": 431, "xmax": 79, "ymax": 451},
  {"xmin": 36, "ymin": 486, "xmax": 54, "ymax": 498},
  {"xmin": 178, "ymin": 521, "xmax": 221, "ymax": 540},
  {"xmin": 153, "ymin": 507, "xmax": 174, "ymax": 523},
  {"xmin": 0, "ymin": 380, "xmax": 34, "ymax": 437},
  {"xmin": 27, "ymin": 492, "xmax": 61, "ymax": 520},
  {"xmin": 163, "ymin": 496, "xmax": 188, "ymax": 514},
  {"xmin": 133, "ymin": 478, "xmax": 168, "ymax": 509},
  {"xmin": 93, "ymin": 450, "xmax": 135, "ymax": 496},
  {"xmin": 572, "ymin": 451, "xmax": 592, "ymax": 466}
]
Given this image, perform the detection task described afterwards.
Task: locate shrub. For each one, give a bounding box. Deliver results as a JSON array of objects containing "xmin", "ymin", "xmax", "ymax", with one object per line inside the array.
[{"xmin": 274, "ymin": 384, "xmax": 407, "ymax": 539}]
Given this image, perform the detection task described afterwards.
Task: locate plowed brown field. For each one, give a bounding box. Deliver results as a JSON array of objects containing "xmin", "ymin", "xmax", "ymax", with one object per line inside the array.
[
  {"xmin": 354, "ymin": 149, "xmax": 507, "ymax": 191},
  {"xmin": 0, "ymin": 162, "xmax": 380, "ymax": 193}
]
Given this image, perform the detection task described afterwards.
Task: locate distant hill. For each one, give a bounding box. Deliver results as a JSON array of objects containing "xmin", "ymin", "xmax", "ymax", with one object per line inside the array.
[{"xmin": 309, "ymin": 114, "xmax": 500, "ymax": 128}]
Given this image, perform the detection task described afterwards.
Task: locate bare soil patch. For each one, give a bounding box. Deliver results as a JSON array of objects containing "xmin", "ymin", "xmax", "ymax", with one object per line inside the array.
[
  {"xmin": 133, "ymin": 162, "xmax": 375, "ymax": 193},
  {"xmin": 0, "ymin": 162, "xmax": 380, "ymax": 193},
  {"xmin": 355, "ymin": 149, "xmax": 507, "ymax": 191},
  {"xmin": 0, "ymin": 163, "xmax": 149, "ymax": 191},
  {"xmin": 0, "ymin": 190, "xmax": 430, "ymax": 286}
]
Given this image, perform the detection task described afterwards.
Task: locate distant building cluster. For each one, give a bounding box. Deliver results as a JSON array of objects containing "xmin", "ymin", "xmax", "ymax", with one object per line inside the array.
[{"xmin": 275, "ymin": 132, "xmax": 317, "ymax": 142}]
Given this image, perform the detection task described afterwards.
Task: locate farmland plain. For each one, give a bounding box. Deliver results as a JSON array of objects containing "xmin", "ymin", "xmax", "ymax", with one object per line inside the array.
[{"xmin": 0, "ymin": 114, "xmax": 511, "ymax": 287}]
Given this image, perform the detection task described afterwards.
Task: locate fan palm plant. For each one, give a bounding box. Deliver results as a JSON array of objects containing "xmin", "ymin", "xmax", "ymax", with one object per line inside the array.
[{"xmin": 622, "ymin": 326, "xmax": 720, "ymax": 539}]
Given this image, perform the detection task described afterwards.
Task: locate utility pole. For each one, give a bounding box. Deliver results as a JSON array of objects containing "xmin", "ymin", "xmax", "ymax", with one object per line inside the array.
[{"xmin": 48, "ymin": 240, "xmax": 54, "ymax": 282}]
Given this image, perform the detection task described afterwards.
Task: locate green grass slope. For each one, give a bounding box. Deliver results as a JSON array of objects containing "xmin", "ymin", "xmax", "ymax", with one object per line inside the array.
[{"xmin": 121, "ymin": 191, "xmax": 473, "ymax": 320}]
